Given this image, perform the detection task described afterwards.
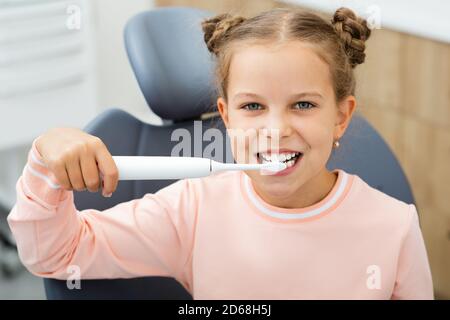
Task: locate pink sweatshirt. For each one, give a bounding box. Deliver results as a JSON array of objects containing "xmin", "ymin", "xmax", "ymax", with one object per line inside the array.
[{"xmin": 7, "ymin": 138, "xmax": 434, "ymax": 299}]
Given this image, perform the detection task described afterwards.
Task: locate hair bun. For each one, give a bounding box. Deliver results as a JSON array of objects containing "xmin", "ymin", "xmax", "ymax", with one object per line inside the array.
[
  {"xmin": 332, "ymin": 7, "xmax": 371, "ymax": 67},
  {"xmin": 201, "ymin": 13, "xmax": 245, "ymax": 55}
]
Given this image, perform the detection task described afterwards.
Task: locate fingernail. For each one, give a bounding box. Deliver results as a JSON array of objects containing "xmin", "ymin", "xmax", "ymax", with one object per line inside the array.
[{"xmin": 103, "ymin": 192, "xmax": 112, "ymax": 198}]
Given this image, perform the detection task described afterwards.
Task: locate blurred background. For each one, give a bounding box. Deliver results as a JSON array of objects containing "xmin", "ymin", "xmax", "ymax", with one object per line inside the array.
[{"xmin": 0, "ymin": 0, "xmax": 449, "ymax": 299}]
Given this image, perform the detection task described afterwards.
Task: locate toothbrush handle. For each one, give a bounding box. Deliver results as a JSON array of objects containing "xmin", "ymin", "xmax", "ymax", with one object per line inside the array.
[{"xmin": 112, "ymin": 156, "xmax": 211, "ymax": 180}]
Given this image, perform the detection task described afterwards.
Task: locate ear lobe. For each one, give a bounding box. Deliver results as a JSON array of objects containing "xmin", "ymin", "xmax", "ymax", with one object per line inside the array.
[
  {"xmin": 335, "ymin": 96, "xmax": 357, "ymax": 137},
  {"xmin": 217, "ymin": 97, "xmax": 229, "ymax": 127},
  {"xmin": 338, "ymin": 96, "xmax": 356, "ymax": 124}
]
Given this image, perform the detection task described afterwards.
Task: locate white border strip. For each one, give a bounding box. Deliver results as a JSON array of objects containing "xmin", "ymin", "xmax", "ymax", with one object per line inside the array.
[
  {"xmin": 26, "ymin": 164, "xmax": 61, "ymax": 189},
  {"xmin": 30, "ymin": 149, "xmax": 47, "ymax": 167},
  {"xmin": 244, "ymin": 171, "xmax": 348, "ymax": 220}
]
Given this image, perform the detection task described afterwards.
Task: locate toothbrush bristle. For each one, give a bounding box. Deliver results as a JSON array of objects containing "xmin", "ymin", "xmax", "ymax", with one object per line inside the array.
[{"xmin": 266, "ymin": 162, "xmax": 287, "ymax": 172}]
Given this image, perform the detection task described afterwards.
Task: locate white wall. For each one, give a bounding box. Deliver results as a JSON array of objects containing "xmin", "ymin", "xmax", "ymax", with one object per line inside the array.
[
  {"xmin": 92, "ymin": 0, "xmax": 162, "ymax": 124},
  {"xmin": 282, "ymin": 0, "xmax": 450, "ymax": 44},
  {"xmin": 0, "ymin": 0, "xmax": 161, "ymax": 209}
]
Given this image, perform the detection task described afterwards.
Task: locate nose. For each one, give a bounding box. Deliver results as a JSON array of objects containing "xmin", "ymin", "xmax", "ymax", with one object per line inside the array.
[
  {"xmin": 256, "ymin": 110, "xmax": 293, "ymax": 152},
  {"xmin": 265, "ymin": 109, "xmax": 293, "ymax": 139}
]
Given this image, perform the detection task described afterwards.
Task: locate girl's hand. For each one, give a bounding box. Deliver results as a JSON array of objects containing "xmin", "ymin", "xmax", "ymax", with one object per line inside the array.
[{"xmin": 35, "ymin": 128, "xmax": 118, "ymax": 197}]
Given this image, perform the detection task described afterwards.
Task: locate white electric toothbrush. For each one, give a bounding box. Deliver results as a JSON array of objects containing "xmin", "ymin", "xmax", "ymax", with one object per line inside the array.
[{"xmin": 111, "ymin": 156, "xmax": 287, "ymax": 180}]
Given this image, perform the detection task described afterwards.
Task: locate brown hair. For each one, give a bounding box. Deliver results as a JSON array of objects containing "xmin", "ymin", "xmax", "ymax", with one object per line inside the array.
[{"xmin": 201, "ymin": 7, "xmax": 371, "ymax": 104}]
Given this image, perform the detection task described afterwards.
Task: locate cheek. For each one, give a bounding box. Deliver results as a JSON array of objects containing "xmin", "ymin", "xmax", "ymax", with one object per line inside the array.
[
  {"xmin": 226, "ymin": 114, "xmax": 259, "ymax": 163},
  {"xmin": 294, "ymin": 119, "xmax": 334, "ymax": 151},
  {"xmin": 227, "ymin": 110, "xmax": 252, "ymax": 129}
]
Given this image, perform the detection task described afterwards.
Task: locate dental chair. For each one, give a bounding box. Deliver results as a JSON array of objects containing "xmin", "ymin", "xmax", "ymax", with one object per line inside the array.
[{"xmin": 42, "ymin": 7, "xmax": 416, "ymax": 299}]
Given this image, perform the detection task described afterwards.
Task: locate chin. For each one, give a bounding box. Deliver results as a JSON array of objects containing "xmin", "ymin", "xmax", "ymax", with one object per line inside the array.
[
  {"xmin": 250, "ymin": 172, "xmax": 300, "ymax": 198},
  {"xmin": 264, "ymin": 185, "xmax": 296, "ymax": 199}
]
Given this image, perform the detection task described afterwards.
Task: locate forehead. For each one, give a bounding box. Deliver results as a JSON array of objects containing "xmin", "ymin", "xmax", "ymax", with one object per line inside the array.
[{"xmin": 228, "ymin": 41, "xmax": 332, "ymax": 99}]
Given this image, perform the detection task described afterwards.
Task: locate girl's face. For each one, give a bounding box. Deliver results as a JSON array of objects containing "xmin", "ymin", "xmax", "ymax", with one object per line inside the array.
[{"xmin": 217, "ymin": 41, "xmax": 356, "ymax": 205}]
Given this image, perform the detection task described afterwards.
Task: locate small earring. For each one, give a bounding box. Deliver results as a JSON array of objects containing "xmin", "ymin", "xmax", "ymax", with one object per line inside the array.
[{"xmin": 333, "ymin": 140, "xmax": 340, "ymax": 149}]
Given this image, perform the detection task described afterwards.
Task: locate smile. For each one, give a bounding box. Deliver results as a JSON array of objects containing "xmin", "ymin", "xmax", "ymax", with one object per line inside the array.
[{"xmin": 256, "ymin": 151, "xmax": 303, "ymax": 175}]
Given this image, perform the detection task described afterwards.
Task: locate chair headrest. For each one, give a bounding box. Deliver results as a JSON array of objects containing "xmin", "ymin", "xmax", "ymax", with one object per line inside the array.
[{"xmin": 124, "ymin": 7, "xmax": 217, "ymax": 121}]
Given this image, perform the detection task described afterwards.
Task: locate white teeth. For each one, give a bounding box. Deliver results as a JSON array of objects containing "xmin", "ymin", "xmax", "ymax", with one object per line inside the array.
[
  {"xmin": 258, "ymin": 152, "xmax": 302, "ymax": 164},
  {"xmin": 286, "ymin": 160, "xmax": 295, "ymax": 167},
  {"xmin": 271, "ymin": 154, "xmax": 278, "ymax": 162}
]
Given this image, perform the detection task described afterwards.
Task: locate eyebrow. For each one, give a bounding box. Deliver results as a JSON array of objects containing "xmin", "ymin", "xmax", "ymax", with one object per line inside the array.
[{"xmin": 232, "ymin": 91, "xmax": 324, "ymax": 101}]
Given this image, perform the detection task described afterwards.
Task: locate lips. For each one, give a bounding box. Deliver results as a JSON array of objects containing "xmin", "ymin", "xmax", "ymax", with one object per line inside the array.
[{"xmin": 256, "ymin": 150, "xmax": 304, "ymax": 171}]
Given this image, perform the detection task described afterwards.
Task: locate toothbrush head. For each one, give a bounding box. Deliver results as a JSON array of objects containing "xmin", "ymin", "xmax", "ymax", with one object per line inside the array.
[{"xmin": 260, "ymin": 161, "xmax": 287, "ymax": 175}]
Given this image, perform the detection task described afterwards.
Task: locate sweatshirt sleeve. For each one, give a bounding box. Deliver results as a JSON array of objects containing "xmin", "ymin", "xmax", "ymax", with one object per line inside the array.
[
  {"xmin": 391, "ymin": 204, "xmax": 434, "ymax": 300},
  {"xmin": 7, "ymin": 137, "xmax": 197, "ymax": 293}
]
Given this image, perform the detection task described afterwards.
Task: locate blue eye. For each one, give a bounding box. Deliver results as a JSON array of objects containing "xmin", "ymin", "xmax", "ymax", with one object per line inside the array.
[
  {"xmin": 242, "ymin": 103, "xmax": 262, "ymax": 111},
  {"xmin": 295, "ymin": 101, "xmax": 315, "ymax": 110},
  {"xmin": 241, "ymin": 102, "xmax": 316, "ymax": 111}
]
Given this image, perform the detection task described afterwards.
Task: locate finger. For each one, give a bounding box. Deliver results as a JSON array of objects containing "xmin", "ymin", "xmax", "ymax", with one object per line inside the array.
[
  {"xmin": 49, "ymin": 159, "xmax": 72, "ymax": 190},
  {"xmin": 65, "ymin": 155, "xmax": 86, "ymax": 192},
  {"xmin": 94, "ymin": 144, "xmax": 118, "ymax": 196},
  {"xmin": 80, "ymin": 150, "xmax": 100, "ymax": 193}
]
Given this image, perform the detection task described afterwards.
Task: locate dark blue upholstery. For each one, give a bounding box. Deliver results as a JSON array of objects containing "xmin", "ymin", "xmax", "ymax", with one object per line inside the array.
[
  {"xmin": 43, "ymin": 6, "xmax": 416, "ymax": 299},
  {"xmin": 124, "ymin": 7, "xmax": 216, "ymax": 121}
]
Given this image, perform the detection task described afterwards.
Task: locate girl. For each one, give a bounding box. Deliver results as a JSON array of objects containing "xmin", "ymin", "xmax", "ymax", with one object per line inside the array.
[{"xmin": 7, "ymin": 7, "xmax": 433, "ymax": 299}]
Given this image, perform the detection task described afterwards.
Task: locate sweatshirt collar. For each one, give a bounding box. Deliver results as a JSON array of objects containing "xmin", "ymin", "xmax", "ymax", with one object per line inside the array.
[{"xmin": 241, "ymin": 169, "xmax": 353, "ymax": 222}]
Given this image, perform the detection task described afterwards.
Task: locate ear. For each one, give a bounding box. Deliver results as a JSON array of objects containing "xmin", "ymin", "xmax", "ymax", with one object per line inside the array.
[
  {"xmin": 334, "ymin": 95, "xmax": 356, "ymax": 140},
  {"xmin": 217, "ymin": 97, "xmax": 230, "ymax": 128}
]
